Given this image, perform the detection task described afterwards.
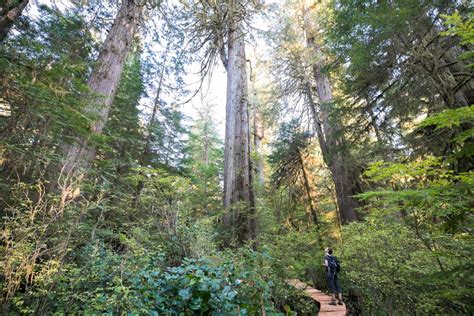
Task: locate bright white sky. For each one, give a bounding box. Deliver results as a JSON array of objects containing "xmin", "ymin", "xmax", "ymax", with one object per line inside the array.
[{"xmin": 185, "ymin": 64, "xmax": 228, "ymax": 138}]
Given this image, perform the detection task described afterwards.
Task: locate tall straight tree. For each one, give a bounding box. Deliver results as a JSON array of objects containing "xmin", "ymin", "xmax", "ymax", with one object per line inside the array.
[
  {"xmin": 271, "ymin": 1, "xmax": 360, "ymax": 224},
  {"xmin": 301, "ymin": 3, "xmax": 360, "ymax": 224},
  {"xmin": 222, "ymin": 1, "xmax": 256, "ymax": 243},
  {"xmin": 0, "ymin": 0, "xmax": 29, "ymax": 41},
  {"xmin": 53, "ymin": 0, "xmax": 144, "ymax": 187},
  {"xmin": 181, "ymin": 0, "xmax": 258, "ymax": 243}
]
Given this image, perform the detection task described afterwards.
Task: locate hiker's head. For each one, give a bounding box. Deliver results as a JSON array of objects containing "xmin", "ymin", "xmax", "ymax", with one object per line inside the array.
[{"xmin": 325, "ymin": 247, "xmax": 333, "ymax": 255}]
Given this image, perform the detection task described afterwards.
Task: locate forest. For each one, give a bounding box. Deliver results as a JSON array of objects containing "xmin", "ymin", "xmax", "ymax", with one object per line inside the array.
[{"xmin": 0, "ymin": 0, "xmax": 473, "ymax": 314}]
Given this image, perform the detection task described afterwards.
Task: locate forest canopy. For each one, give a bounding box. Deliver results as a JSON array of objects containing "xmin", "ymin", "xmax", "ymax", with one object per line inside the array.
[{"xmin": 0, "ymin": 0, "xmax": 472, "ymax": 314}]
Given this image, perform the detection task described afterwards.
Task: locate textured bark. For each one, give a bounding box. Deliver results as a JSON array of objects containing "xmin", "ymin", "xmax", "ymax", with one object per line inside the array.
[
  {"xmin": 53, "ymin": 0, "xmax": 143, "ymax": 185},
  {"xmin": 297, "ymin": 149, "xmax": 319, "ymax": 226},
  {"xmin": 0, "ymin": 0, "xmax": 29, "ymax": 42},
  {"xmin": 302, "ymin": 7, "xmax": 360, "ymax": 224},
  {"xmin": 305, "ymin": 82, "xmax": 360, "ymax": 225},
  {"xmin": 310, "ymin": 57, "xmax": 360, "ymax": 224},
  {"xmin": 222, "ymin": 15, "xmax": 256, "ymax": 243}
]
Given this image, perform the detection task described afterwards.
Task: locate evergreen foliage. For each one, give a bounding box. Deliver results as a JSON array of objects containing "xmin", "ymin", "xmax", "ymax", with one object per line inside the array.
[
  {"xmin": 0, "ymin": 0, "xmax": 472, "ymax": 314},
  {"xmin": 184, "ymin": 104, "xmax": 223, "ymax": 217}
]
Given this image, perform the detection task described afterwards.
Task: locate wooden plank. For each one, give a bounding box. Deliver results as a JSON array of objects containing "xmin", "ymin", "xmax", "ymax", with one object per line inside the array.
[{"xmin": 286, "ymin": 279, "xmax": 347, "ymax": 316}]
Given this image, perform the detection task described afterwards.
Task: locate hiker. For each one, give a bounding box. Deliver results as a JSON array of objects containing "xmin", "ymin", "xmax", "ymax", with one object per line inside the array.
[{"xmin": 324, "ymin": 247, "xmax": 343, "ymax": 305}]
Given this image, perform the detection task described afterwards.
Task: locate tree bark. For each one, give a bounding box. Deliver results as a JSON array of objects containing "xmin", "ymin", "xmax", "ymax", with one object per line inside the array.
[
  {"xmin": 305, "ymin": 83, "xmax": 361, "ymax": 224},
  {"xmin": 222, "ymin": 13, "xmax": 256, "ymax": 243},
  {"xmin": 297, "ymin": 149, "xmax": 319, "ymax": 226},
  {"xmin": 301, "ymin": 6, "xmax": 361, "ymax": 223},
  {"xmin": 52, "ymin": 0, "xmax": 143, "ymax": 188},
  {"xmin": 311, "ymin": 59, "xmax": 360, "ymax": 224},
  {"xmin": 0, "ymin": 0, "xmax": 29, "ymax": 42}
]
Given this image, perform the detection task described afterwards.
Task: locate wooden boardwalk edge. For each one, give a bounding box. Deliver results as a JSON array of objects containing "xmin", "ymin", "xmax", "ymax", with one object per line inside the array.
[{"xmin": 286, "ymin": 279, "xmax": 347, "ymax": 316}]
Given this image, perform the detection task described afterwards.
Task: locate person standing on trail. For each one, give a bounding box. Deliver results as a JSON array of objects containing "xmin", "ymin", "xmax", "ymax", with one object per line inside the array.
[{"xmin": 324, "ymin": 247, "xmax": 343, "ymax": 306}]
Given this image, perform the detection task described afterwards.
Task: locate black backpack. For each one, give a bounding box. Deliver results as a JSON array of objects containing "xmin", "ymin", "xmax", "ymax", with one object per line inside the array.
[{"xmin": 328, "ymin": 255, "xmax": 341, "ymax": 273}]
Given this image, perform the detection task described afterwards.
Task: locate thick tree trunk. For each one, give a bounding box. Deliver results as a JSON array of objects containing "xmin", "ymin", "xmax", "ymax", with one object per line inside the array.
[
  {"xmin": 300, "ymin": 7, "xmax": 361, "ymax": 223},
  {"xmin": 300, "ymin": 4, "xmax": 360, "ymax": 224},
  {"xmin": 0, "ymin": 0, "xmax": 29, "ymax": 42},
  {"xmin": 305, "ymin": 82, "xmax": 361, "ymax": 225},
  {"xmin": 222, "ymin": 18, "xmax": 256, "ymax": 243},
  {"xmin": 310, "ymin": 58, "xmax": 360, "ymax": 224},
  {"xmin": 52, "ymin": 0, "xmax": 143, "ymax": 187}
]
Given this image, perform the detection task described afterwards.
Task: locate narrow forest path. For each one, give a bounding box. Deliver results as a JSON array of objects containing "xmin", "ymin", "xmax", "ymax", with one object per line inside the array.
[{"xmin": 287, "ymin": 279, "xmax": 347, "ymax": 316}]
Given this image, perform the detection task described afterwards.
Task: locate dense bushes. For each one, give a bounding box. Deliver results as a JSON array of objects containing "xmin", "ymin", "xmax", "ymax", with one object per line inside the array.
[
  {"xmin": 264, "ymin": 230, "xmax": 327, "ymax": 290},
  {"xmin": 340, "ymin": 218, "xmax": 473, "ymax": 314},
  {"xmin": 6, "ymin": 243, "xmax": 315, "ymax": 314},
  {"xmin": 36, "ymin": 249, "xmax": 244, "ymax": 314},
  {"xmin": 337, "ymin": 151, "xmax": 473, "ymax": 314},
  {"xmin": 0, "ymin": 159, "xmax": 315, "ymax": 314}
]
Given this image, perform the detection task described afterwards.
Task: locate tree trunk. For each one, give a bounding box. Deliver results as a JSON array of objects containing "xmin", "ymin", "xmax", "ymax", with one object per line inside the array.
[
  {"xmin": 301, "ymin": 10, "xmax": 361, "ymax": 223},
  {"xmin": 222, "ymin": 16, "xmax": 256, "ymax": 243},
  {"xmin": 297, "ymin": 149, "xmax": 324, "ymax": 246},
  {"xmin": 310, "ymin": 61, "xmax": 360, "ymax": 224},
  {"xmin": 52, "ymin": 0, "xmax": 143, "ymax": 188},
  {"xmin": 131, "ymin": 55, "xmax": 167, "ymax": 207},
  {"xmin": 0, "ymin": 0, "xmax": 29, "ymax": 42},
  {"xmin": 142, "ymin": 56, "xmax": 167, "ymax": 163},
  {"xmin": 297, "ymin": 149, "xmax": 319, "ymax": 227},
  {"xmin": 250, "ymin": 72, "xmax": 265, "ymax": 187},
  {"xmin": 253, "ymin": 115, "xmax": 264, "ymax": 186}
]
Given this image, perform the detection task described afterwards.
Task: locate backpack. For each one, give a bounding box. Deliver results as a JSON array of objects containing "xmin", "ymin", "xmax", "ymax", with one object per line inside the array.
[{"xmin": 327, "ymin": 255, "xmax": 341, "ymax": 273}]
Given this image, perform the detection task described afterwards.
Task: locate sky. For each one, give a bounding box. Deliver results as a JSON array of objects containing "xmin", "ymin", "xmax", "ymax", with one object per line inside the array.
[{"xmin": 185, "ymin": 64, "xmax": 228, "ymax": 139}]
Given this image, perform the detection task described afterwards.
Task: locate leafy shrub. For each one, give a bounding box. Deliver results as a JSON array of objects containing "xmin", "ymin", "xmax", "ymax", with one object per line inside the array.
[
  {"xmin": 215, "ymin": 246, "xmax": 318, "ymax": 315},
  {"xmin": 338, "ymin": 153, "xmax": 474, "ymax": 314},
  {"xmin": 340, "ymin": 218, "xmax": 474, "ymax": 314},
  {"xmin": 9, "ymin": 243, "xmax": 313, "ymax": 315},
  {"xmin": 11, "ymin": 245, "xmax": 239, "ymax": 314},
  {"xmin": 264, "ymin": 229, "xmax": 328, "ymax": 292}
]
